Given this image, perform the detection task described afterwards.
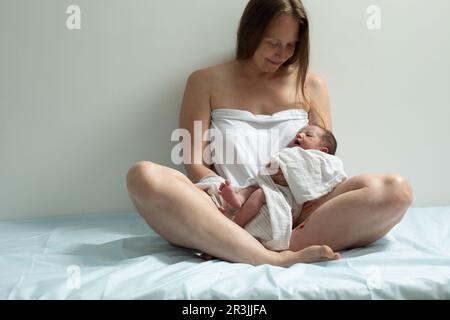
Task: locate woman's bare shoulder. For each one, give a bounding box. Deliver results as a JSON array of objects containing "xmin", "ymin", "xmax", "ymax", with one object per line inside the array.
[
  {"xmin": 305, "ymin": 73, "xmax": 328, "ymax": 93},
  {"xmin": 181, "ymin": 62, "xmax": 235, "ymax": 119},
  {"xmin": 188, "ymin": 61, "xmax": 234, "ymax": 83}
]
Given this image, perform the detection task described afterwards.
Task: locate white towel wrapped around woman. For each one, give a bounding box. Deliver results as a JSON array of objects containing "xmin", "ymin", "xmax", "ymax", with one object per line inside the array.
[{"xmin": 196, "ymin": 147, "xmax": 347, "ymax": 250}]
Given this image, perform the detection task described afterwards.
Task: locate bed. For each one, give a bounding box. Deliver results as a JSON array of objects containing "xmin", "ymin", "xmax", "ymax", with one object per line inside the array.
[{"xmin": 0, "ymin": 206, "xmax": 449, "ymax": 299}]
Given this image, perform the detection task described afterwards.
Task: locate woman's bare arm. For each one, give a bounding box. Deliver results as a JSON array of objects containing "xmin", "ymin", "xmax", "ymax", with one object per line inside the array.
[
  {"xmin": 305, "ymin": 74, "xmax": 333, "ymax": 131},
  {"xmin": 179, "ymin": 70, "xmax": 217, "ymax": 183}
]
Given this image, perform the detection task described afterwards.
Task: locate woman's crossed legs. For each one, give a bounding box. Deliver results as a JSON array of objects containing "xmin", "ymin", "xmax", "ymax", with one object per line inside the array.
[{"xmin": 126, "ymin": 161, "xmax": 340, "ymax": 267}]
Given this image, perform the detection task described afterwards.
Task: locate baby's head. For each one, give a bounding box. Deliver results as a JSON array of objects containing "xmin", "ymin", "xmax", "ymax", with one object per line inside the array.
[{"xmin": 287, "ymin": 125, "xmax": 337, "ymax": 155}]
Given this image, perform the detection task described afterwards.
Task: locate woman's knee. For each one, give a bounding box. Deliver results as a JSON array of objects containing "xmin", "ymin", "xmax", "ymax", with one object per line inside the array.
[
  {"xmin": 127, "ymin": 161, "xmax": 188, "ymax": 197},
  {"xmin": 358, "ymin": 174, "xmax": 412, "ymax": 205},
  {"xmin": 365, "ymin": 174, "xmax": 413, "ymax": 224},
  {"xmin": 126, "ymin": 161, "xmax": 162, "ymax": 197},
  {"xmin": 380, "ymin": 174, "xmax": 413, "ymax": 208}
]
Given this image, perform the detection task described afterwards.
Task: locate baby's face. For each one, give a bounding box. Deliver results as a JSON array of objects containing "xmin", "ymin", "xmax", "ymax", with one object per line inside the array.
[{"xmin": 288, "ymin": 125, "xmax": 326, "ymax": 151}]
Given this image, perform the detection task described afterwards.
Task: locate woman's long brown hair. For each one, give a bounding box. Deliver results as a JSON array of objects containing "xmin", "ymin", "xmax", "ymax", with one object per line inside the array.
[{"xmin": 236, "ymin": 0, "xmax": 326, "ymax": 128}]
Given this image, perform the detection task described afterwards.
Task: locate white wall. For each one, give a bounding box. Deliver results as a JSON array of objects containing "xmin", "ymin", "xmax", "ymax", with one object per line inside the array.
[
  {"xmin": 1, "ymin": 0, "xmax": 449, "ymax": 220},
  {"xmin": 305, "ymin": 0, "xmax": 450, "ymax": 207}
]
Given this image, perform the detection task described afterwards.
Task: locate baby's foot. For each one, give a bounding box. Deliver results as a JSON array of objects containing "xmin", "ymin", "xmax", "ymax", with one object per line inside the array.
[
  {"xmin": 278, "ymin": 245, "xmax": 340, "ymax": 267},
  {"xmin": 218, "ymin": 180, "xmax": 245, "ymax": 209}
]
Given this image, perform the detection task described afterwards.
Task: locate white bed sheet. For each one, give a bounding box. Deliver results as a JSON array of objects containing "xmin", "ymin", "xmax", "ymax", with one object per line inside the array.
[{"xmin": 0, "ymin": 206, "xmax": 449, "ymax": 299}]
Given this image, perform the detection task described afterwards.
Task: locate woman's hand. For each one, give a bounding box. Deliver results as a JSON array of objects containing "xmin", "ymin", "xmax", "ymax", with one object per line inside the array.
[{"xmin": 270, "ymin": 168, "xmax": 288, "ymax": 186}]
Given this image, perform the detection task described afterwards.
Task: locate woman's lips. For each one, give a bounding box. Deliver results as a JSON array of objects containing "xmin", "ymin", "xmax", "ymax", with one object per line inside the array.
[{"xmin": 268, "ymin": 59, "xmax": 282, "ymax": 65}]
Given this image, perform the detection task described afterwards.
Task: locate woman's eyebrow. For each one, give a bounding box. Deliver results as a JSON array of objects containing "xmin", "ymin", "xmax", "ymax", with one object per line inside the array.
[{"xmin": 265, "ymin": 36, "xmax": 298, "ymax": 42}]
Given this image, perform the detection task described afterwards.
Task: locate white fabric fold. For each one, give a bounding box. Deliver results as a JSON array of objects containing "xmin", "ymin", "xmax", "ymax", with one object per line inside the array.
[
  {"xmin": 195, "ymin": 175, "xmax": 227, "ymax": 210},
  {"xmin": 273, "ymin": 148, "xmax": 348, "ymax": 205},
  {"xmin": 243, "ymin": 171, "xmax": 293, "ymax": 250}
]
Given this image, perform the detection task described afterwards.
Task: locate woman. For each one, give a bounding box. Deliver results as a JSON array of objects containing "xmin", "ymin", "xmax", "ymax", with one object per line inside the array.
[{"xmin": 126, "ymin": 0, "xmax": 413, "ymax": 267}]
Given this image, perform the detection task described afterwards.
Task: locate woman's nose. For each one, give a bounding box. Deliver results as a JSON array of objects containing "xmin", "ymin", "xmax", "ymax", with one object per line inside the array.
[{"xmin": 276, "ymin": 46, "xmax": 287, "ymax": 59}]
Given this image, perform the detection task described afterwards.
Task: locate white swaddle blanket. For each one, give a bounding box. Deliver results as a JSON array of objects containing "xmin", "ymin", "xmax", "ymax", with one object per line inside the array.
[
  {"xmin": 245, "ymin": 148, "xmax": 347, "ymax": 250},
  {"xmin": 196, "ymin": 147, "xmax": 347, "ymax": 250},
  {"xmin": 273, "ymin": 148, "xmax": 348, "ymax": 206}
]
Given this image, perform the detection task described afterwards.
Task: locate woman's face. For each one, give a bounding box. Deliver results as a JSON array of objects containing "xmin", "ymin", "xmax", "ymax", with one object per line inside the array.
[{"xmin": 253, "ymin": 13, "xmax": 300, "ymax": 72}]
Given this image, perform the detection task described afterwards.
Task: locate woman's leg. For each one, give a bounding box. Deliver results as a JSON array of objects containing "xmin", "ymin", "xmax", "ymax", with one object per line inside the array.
[
  {"xmin": 289, "ymin": 174, "xmax": 413, "ymax": 252},
  {"xmin": 126, "ymin": 161, "xmax": 339, "ymax": 266}
]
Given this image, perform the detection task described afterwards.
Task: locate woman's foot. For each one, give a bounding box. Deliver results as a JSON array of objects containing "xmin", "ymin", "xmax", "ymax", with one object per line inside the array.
[
  {"xmin": 219, "ymin": 180, "xmax": 245, "ymax": 209},
  {"xmin": 277, "ymin": 245, "xmax": 340, "ymax": 267},
  {"xmin": 199, "ymin": 245, "xmax": 340, "ymax": 266},
  {"xmin": 199, "ymin": 252, "xmax": 215, "ymax": 261}
]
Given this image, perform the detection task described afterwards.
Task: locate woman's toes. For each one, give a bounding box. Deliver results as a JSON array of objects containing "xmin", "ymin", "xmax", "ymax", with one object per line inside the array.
[
  {"xmin": 320, "ymin": 245, "xmax": 340, "ymax": 260},
  {"xmin": 199, "ymin": 253, "xmax": 214, "ymax": 261}
]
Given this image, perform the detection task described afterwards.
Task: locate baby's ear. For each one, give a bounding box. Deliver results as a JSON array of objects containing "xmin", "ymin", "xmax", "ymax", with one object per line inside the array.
[{"xmin": 320, "ymin": 147, "xmax": 329, "ymax": 154}]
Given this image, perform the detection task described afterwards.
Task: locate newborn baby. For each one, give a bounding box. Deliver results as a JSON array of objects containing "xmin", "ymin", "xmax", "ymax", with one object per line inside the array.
[
  {"xmin": 215, "ymin": 124, "xmax": 347, "ymax": 250},
  {"xmin": 218, "ymin": 124, "xmax": 336, "ymax": 226},
  {"xmin": 196, "ymin": 125, "xmax": 347, "ymax": 251}
]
